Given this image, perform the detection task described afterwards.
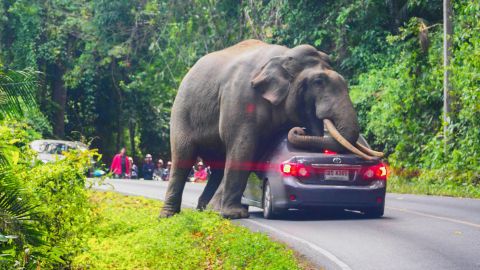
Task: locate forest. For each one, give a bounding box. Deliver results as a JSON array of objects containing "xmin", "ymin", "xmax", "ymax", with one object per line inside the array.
[{"xmin": 1, "ymin": 0, "xmax": 479, "ymax": 191}]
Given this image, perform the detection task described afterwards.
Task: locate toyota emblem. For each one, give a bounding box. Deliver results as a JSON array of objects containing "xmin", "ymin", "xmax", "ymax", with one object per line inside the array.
[{"xmin": 333, "ymin": 157, "xmax": 342, "ymax": 164}]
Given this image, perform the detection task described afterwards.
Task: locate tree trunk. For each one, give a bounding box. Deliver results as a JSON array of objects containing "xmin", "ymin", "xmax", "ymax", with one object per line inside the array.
[
  {"xmin": 129, "ymin": 119, "xmax": 136, "ymax": 160},
  {"xmin": 52, "ymin": 63, "xmax": 66, "ymax": 138},
  {"xmin": 114, "ymin": 67, "xmax": 124, "ymax": 151},
  {"xmin": 443, "ymin": 0, "xmax": 453, "ymax": 152}
]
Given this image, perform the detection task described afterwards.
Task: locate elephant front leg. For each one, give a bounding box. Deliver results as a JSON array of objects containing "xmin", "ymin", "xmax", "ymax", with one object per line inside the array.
[
  {"xmin": 220, "ymin": 169, "xmax": 250, "ymax": 219},
  {"xmin": 159, "ymin": 145, "xmax": 196, "ymax": 218},
  {"xmin": 159, "ymin": 164, "xmax": 190, "ymax": 218},
  {"xmin": 218, "ymin": 144, "xmax": 256, "ymax": 219}
]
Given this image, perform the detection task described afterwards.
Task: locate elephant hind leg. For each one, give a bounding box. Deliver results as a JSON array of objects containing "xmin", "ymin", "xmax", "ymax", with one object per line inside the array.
[
  {"xmin": 197, "ymin": 168, "xmax": 224, "ymax": 211},
  {"xmin": 159, "ymin": 143, "xmax": 196, "ymax": 218}
]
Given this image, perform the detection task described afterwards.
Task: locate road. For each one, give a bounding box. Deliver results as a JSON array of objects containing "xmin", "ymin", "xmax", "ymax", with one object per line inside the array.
[{"xmin": 94, "ymin": 179, "xmax": 480, "ymax": 270}]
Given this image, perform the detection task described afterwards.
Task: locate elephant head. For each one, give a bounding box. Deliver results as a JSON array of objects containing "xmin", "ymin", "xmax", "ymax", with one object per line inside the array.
[{"xmin": 251, "ymin": 45, "xmax": 383, "ymax": 160}]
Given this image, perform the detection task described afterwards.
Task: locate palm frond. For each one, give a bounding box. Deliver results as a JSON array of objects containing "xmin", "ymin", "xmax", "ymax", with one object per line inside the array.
[
  {"xmin": 0, "ymin": 171, "xmax": 41, "ymax": 248},
  {"xmin": 0, "ymin": 68, "xmax": 39, "ymax": 120},
  {"xmin": 0, "ymin": 68, "xmax": 39, "ymax": 168},
  {"xmin": 0, "ymin": 144, "xmax": 16, "ymax": 169}
]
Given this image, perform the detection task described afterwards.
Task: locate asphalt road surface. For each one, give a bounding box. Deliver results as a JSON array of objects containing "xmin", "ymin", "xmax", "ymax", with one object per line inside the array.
[{"xmin": 93, "ymin": 179, "xmax": 480, "ymax": 270}]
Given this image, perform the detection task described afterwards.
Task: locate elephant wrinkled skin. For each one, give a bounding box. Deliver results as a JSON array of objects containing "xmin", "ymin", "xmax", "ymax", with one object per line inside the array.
[{"xmin": 160, "ymin": 39, "xmax": 364, "ymax": 219}]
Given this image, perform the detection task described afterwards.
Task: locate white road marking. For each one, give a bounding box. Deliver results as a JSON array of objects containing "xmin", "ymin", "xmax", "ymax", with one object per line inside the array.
[
  {"xmin": 387, "ymin": 206, "xmax": 480, "ymax": 229},
  {"xmin": 244, "ymin": 219, "xmax": 352, "ymax": 270}
]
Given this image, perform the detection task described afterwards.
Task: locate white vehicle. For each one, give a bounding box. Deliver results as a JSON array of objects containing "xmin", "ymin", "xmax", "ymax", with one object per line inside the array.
[{"xmin": 30, "ymin": 139, "xmax": 88, "ymax": 163}]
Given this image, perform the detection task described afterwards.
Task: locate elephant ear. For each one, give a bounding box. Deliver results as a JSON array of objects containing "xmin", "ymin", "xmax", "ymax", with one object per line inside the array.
[{"xmin": 251, "ymin": 56, "xmax": 294, "ymax": 106}]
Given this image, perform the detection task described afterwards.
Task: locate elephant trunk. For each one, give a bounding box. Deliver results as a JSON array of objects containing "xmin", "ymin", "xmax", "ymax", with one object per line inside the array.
[
  {"xmin": 288, "ymin": 120, "xmax": 384, "ymax": 160},
  {"xmin": 288, "ymin": 97, "xmax": 360, "ymax": 153},
  {"xmin": 288, "ymin": 127, "xmax": 337, "ymax": 151}
]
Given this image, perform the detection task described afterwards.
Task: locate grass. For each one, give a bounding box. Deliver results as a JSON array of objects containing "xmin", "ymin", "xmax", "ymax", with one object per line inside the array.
[
  {"xmin": 387, "ymin": 175, "xmax": 480, "ymax": 199},
  {"xmin": 72, "ymin": 191, "xmax": 304, "ymax": 270}
]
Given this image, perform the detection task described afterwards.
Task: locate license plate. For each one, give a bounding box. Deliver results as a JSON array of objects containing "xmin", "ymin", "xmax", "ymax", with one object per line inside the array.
[{"xmin": 325, "ymin": 170, "xmax": 349, "ymax": 181}]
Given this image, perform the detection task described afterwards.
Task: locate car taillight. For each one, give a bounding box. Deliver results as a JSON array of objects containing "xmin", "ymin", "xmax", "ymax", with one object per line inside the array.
[
  {"xmin": 280, "ymin": 162, "xmax": 311, "ymax": 178},
  {"xmin": 323, "ymin": 149, "xmax": 337, "ymax": 155},
  {"xmin": 361, "ymin": 163, "xmax": 388, "ymax": 181}
]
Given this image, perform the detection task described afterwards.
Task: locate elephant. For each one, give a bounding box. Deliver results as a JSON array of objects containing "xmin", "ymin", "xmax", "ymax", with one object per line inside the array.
[{"xmin": 160, "ymin": 39, "xmax": 382, "ymax": 219}]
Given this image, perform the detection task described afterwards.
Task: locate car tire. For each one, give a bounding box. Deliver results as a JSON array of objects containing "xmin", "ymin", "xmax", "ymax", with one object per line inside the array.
[
  {"xmin": 363, "ymin": 204, "xmax": 384, "ymax": 218},
  {"xmin": 263, "ymin": 181, "xmax": 284, "ymax": 219}
]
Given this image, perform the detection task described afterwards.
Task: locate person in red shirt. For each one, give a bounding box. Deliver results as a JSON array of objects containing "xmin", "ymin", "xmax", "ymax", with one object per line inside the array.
[{"xmin": 110, "ymin": 147, "xmax": 131, "ymax": 178}]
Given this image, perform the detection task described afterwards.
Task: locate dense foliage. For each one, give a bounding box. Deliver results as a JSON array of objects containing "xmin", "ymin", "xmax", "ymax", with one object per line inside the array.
[
  {"xmin": 1, "ymin": 0, "xmax": 478, "ymax": 194},
  {"xmin": 0, "ymin": 69, "xmax": 98, "ymax": 268},
  {"xmin": 0, "ymin": 119, "xmax": 98, "ymax": 269},
  {"xmin": 350, "ymin": 1, "xmax": 480, "ymax": 195},
  {"xmin": 73, "ymin": 192, "xmax": 302, "ymax": 270}
]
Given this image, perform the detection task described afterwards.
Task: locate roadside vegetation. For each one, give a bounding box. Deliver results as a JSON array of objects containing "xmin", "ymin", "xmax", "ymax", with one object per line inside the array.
[
  {"xmin": 73, "ymin": 191, "xmax": 302, "ymax": 270},
  {"xmin": 0, "ymin": 67, "xmax": 97, "ymax": 268},
  {"xmin": 388, "ymin": 175, "xmax": 480, "ymax": 198},
  {"xmin": 0, "ymin": 120, "xmax": 98, "ymax": 268},
  {"xmin": 349, "ymin": 2, "xmax": 480, "ymax": 198}
]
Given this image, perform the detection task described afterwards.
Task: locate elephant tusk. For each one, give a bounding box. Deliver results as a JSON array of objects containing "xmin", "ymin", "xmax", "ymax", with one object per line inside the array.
[
  {"xmin": 355, "ymin": 142, "xmax": 384, "ymax": 158},
  {"xmin": 323, "ymin": 119, "xmax": 378, "ymax": 161}
]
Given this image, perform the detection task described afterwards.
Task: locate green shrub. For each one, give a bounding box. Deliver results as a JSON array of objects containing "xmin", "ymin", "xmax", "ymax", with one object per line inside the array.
[
  {"xmin": 18, "ymin": 152, "xmax": 96, "ymax": 269},
  {"xmin": 0, "ymin": 120, "xmax": 97, "ymax": 269}
]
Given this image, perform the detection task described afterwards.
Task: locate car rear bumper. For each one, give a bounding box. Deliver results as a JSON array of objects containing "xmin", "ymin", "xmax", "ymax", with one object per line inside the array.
[{"xmin": 272, "ymin": 177, "xmax": 386, "ymax": 210}]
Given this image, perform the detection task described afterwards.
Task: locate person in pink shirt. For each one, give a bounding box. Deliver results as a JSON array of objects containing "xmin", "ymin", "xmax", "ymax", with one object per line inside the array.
[
  {"xmin": 194, "ymin": 162, "xmax": 208, "ymax": 182},
  {"xmin": 110, "ymin": 147, "xmax": 131, "ymax": 178}
]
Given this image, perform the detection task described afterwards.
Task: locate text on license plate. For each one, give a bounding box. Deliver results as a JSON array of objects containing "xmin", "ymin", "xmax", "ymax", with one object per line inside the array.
[{"xmin": 325, "ymin": 170, "xmax": 349, "ymax": 181}]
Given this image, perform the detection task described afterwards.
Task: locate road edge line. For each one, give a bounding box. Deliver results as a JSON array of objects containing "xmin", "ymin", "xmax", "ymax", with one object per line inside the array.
[{"xmin": 244, "ymin": 219, "xmax": 352, "ymax": 270}]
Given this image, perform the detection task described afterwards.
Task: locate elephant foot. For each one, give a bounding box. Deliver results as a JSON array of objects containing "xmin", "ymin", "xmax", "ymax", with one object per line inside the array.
[
  {"xmin": 158, "ymin": 207, "xmax": 179, "ymax": 219},
  {"xmin": 207, "ymin": 196, "xmax": 222, "ymax": 212},
  {"xmin": 196, "ymin": 200, "xmax": 208, "ymax": 211},
  {"xmin": 221, "ymin": 206, "xmax": 250, "ymax": 219}
]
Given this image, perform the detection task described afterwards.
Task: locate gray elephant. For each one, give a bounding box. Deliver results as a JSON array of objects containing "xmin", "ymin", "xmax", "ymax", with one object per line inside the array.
[{"xmin": 160, "ymin": 39, "xmax": 382, "ymax": 219}]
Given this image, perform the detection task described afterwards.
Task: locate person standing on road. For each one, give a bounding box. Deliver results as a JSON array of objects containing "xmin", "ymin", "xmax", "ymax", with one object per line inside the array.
[
  {"xmin": 162, "ymin": 161, "xmax": 172, "ymax": 181},
  {"xmin": 129, "ymin": 157, "xmax": 138, "ymax": 179},
  {"xmin": 194, "ymin": 161, "xmax": 208, "ymax": 182},
  {"xmin": 153, "ymin": 159, "xmax": 164, "ymax": 181},
  {"xmin": 142, "ymin": 154, "xmax": 155, "ymax": 180},
  {"xmin": 110, "ymin": 147, "xmax": 131, "ymax": 178}
]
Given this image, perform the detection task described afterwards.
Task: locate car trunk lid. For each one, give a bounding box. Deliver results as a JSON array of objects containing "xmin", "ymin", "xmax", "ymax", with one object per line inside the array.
[{"xmin": 284, "ymin": 155, "xmax": 386, "ymax": 186}]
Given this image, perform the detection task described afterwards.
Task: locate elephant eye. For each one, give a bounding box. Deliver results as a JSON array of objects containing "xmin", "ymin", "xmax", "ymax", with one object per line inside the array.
[
  {"xmin": 312, "ymin": 74, "xmax": 328, "ymax": 87},
  {"xmin": 313, "ymin": 78, "xmax": 324, "ymax": 84}
]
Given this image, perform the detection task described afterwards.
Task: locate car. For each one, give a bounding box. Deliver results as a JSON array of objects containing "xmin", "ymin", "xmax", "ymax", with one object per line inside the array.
[
  {"xmin": 241, "ymin": 130, "xmax": 388, "ymax": 219},
  {"xmin": 30, "ymin": 139, "xmax": 88, "ymax": 163}
]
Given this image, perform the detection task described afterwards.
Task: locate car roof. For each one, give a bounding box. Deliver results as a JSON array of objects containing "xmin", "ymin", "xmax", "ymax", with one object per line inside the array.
[{"xmin": 30, "ymin": 139, "xmax": 88, "ymax": 151}]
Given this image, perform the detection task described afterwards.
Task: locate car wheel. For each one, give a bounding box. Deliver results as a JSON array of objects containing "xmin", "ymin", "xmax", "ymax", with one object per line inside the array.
[
  {"xmin": 263, "ymin": 181, "xmax": 284, "ymax": 219},
  {"xmin": 363, "ymin": 204, "xmax": 384, "ymax": 218}
]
